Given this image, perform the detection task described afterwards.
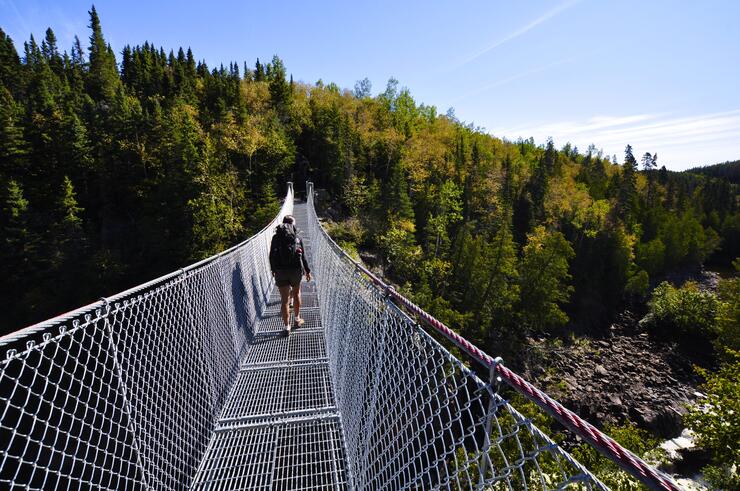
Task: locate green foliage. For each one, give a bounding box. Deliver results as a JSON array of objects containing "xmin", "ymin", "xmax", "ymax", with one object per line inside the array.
[
  {"xmin": 635, "ymin": 238, "xmax": 665, "ymax": 277},
  {"xmin": 378, "ymin": 220, "xmax": 422, "ymax": 281},
  {"xmin": 685, "ymin": 349, "xmax": 740, "ymax": 490},
  {"xmin": 1, "ymin": 6, "xmax": 738, "ymax": 351},
  {"xmin": 342, "ymin": 175, "xmax": 369, "ymax": 217},
  {"xmin": 86, "ymin": 6, "xmax": 120, "ymax": 101},
  {"xmin": 424, "ymin": 180, "xmax": 462, "ymax": 257},
  {"xmin": 571, "ymin": 421, "xmax": 659, "ymax": 490},
  {"xmin": 715, "ymin": 259, "xmax": 740, "ymax": 355},
  {"xmin": 250, "ymin": 183, "xmax": 280, "ymax": 234},
  {"xmin": 267, "ymin": 55, "xmax": 291, "ymax": 114},
  {"xmin": 648, "ymin": 281, "xmax": 719, "ymax": 338},
  {"xmin": 324, "ymin": 218, "xmax": 365, "ymax": 248},
  {"xmin": 518, "ymin": 226, "xmax": 574, "ymax": 333},
  {"xmin": 353, "ymin": 77, "xmax": 372, "ymax": 99},
  {"xmin": 625, "ymin": 269, "xmax": 649, "ymax": 296},
  {"xmin": 60, "ymin": 176, "xmax": 82, "ymax": 225}
]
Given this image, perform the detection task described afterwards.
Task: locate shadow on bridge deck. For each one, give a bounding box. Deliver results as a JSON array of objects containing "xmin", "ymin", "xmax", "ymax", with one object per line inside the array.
[{"xmin": 190, "ymin": 202, "xmax": 349, "ymax": 490}]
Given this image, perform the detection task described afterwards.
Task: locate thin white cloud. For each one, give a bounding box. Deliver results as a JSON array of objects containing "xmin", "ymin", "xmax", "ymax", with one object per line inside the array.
[
  {"xmin": 455, "ymin": 0, "xmax": 582, "ymax": 68},
  {"xmin": 451, "ymin": 58, "xmax": 574, "ymax": 103},
  {"xmin": 2, "ymin": 0, "xmax": 31, "ymax": 35},
  {"xmin": 492, "ymin": 110, "xmax": 740, "ymax": 170},
  {"xmin": 51, "ymin": 6, "xmax": 87, "ymax": 50}
]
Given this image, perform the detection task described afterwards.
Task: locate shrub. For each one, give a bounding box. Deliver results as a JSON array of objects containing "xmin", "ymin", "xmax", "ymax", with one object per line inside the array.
[
  {"xmin": 648, "ymin": 281, "xmax": 719, "ymax": 338},
  {"xmin": 571, "ymin": 421, "xmax": 660, "ymax": 491},
  {"xmin": 324, "ymin": 217, "xmax": 365, "ymax": 246},
  {"xmin": 715, "ymin": 258, "xmax": 740, "ymax": 355},
  {"xmin": 636, "ymin": 238, "xmax": 666, "ymax": 276},
  {"xmin": 685, "ymin": 349, "xmax": 740, "ymax": 490}
]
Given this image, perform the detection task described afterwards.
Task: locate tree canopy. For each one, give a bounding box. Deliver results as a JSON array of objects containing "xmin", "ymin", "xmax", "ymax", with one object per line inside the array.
[{"xmin": 0, "ymin": 10, "xmax": 737, "ymax": 356}]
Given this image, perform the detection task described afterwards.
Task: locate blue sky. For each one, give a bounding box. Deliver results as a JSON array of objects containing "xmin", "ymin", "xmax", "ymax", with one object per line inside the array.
[{"xmin": 2, "ymin": 0, "xmax": 739, "ymax": 170}]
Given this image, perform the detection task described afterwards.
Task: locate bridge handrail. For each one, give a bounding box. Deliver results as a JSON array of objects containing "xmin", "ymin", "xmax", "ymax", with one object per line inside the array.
[
  {"xmin": 306, "ymin": 182, "xmax": 680, "ymax": 491},
  {"xmin": 0, "ymin": 183, "xmax": 294, "ymax": 490},
  {"xmin": 0, "ymin": 184, "xmax": 295, "ymax": 354}
]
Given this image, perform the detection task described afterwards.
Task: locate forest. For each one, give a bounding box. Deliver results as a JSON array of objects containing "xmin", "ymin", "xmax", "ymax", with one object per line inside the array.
[{"xmin": 1, "ymin": 7, "xmax": 738, "ymax": 488}]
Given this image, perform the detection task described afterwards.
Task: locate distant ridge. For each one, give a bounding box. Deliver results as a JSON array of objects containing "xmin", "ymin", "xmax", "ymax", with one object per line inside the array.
[{"xmin": 685, "ymin": 160, "xmax": 740, "ymax": 184}]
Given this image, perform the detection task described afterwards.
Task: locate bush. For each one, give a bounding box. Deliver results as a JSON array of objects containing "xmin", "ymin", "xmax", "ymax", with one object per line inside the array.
[
  {"xmin": 685, "ymin": 349, "xmax": 740, "ymax": 490},
  {"xmin": 625, "ymin": 269, "xmax": 649, "ymax": 296},
  {"xmin": 636, "ymin": 238, "xmax": 666, "ymax": 276},
  {"xmin": 571, "ymin": 422, "xmax": 660, "ymax": 490},
  {"xmin": 648, "ymin": 281, "xmax": 719, "ymax": 338},
  {"xmin": 378, "ymin": 221, "xmax": 422, "ymax": 282},
  {"xmin": 715, "ymin": 258, "xmax": 740, "ymax": 355},
  {"xmin": 324, "ymin": 217, "xmax": 365, "ymax": 246}
]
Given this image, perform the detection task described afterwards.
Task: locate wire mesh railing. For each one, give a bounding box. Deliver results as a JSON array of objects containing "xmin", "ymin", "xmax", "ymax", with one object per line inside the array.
[
  {"xmin": 305, "ymin": 182, "xmax": 611, "ymax": 491},
  {"xmin": 1, "ymin": 179, "xmax": 680, "ymax": 491},
  {"xmin": 0, "ymin": 185, "xmax": 294, "ymax": 490}
]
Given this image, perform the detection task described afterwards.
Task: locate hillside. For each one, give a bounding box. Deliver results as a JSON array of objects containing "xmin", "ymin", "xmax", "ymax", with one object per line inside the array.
[
  {"xmin": 686, "ymin": 160, "xmax": 740, "ymax": 184},
  {"xmin": 1, "ymin": 6, "xmax": 737, "ymax": 348},
  {"xmin": 2, "ymin": 7, "xmax": 739, "ymax": 488}
]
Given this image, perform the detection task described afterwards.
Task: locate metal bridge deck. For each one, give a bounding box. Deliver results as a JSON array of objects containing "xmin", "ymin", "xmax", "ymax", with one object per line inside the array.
[{"xmin": 191, "ymin": 203, "xmax": 349, "ymax": 490}]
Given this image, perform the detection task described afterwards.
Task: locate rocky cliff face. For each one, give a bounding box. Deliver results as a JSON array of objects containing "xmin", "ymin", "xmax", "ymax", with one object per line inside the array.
[{"xmin": 528, "ymin": 311, "xmax": 703, "ymax": 438}]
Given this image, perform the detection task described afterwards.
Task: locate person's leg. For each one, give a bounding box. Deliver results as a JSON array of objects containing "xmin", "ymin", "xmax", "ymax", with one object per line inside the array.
[
  {"xmin": 292, "ymin": 284, "xmax": 302, "ymax": 320},
  {"xmin": 292, "ymin": 272, "xmax": 305, "ymax": 327},
  {"xmin": 279, "ymin": 285, "xmax": 292, "ymax": 331}
]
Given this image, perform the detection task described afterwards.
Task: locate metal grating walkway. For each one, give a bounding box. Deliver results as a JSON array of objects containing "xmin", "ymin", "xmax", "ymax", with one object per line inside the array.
[{"xmin": 191, "ymin": 203, "xmax": 349, "ymax": 490}]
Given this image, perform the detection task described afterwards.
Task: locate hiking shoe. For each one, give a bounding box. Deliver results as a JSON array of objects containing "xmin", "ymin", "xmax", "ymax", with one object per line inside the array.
[{"xmin": 294, "ymin": 317, "xmax": 305, "ymax": 328}]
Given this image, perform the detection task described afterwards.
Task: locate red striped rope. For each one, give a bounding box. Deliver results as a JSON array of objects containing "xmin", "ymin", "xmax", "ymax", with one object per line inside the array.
[{"xmin": 348, "ymin": 260, "xmax": 681, "ymax": 491}]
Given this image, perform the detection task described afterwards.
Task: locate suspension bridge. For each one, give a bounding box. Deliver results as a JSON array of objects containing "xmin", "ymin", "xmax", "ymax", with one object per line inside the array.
[{"xmin": 0, "ymin": 183, "xmax": 681, "ymax": 490}]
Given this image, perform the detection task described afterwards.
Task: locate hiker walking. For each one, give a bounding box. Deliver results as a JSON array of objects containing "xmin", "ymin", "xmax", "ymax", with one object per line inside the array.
[{"xmin": 269, "ymin": 215, "xmax": 312, "ymax": 335}]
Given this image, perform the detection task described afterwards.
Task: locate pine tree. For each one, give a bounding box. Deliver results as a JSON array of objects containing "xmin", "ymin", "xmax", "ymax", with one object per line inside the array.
[
  {"xmin": 59, "ymin": 178, "xmax": 82, "ymax": 237},
  {"xmin": 268, "ymin": 55, "xmax": 291, "ymax": 113},
  {"xmin": 641, "ymin": 152, "xmax": 656, "ymax": 171},
  {"xmin": 477, "ymin": 221, "xmax": 518, "ymax": 322},
  {"xmin": 254, "ymin": 58, "xmax": 265, "ymax": 81},
  {"xmin": 86, "ymin": 6, "xmax": 119, "ymax": 101},
  {"xmin": 386, "ymin": 162, "xmax": 414, "ymax": 223},
  {"xmin": 42, "ymin": 28, "xmax": 63, "ymax": 77},
  {"xmin": 617, "ymin": 144, "xmax": 638, "ymax": 223},
  {"xmin": 0, "ymin": 86, "xmax": 27, "ymax": 172},
  {"xmin": 0, "ymin": 180, "xmax": 36, "ymax": 326},
  {"xmin": 0, "ymin": 29, "xmax": 23, "ymax": 96},
  {"xmin": 542, "ymin": 138, "xmax": 558, "ymax": 175}
]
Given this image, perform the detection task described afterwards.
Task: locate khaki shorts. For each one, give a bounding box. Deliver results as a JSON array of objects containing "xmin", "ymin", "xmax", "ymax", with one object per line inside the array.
[{"xmin": 274, "ymin": 269, "xmax": 302, "ymax": 288}]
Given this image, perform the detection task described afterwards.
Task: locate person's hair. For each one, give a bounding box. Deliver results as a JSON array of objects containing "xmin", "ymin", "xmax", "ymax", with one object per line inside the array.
[{"xmin": 282, "ymin": 215, "xmax": 295, "ymax": 224}]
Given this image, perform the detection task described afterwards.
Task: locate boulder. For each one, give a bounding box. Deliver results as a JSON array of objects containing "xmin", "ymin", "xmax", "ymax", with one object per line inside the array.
[{"xmin": 359, "ymin": 251, "xmax": 380, "ymax": 267}]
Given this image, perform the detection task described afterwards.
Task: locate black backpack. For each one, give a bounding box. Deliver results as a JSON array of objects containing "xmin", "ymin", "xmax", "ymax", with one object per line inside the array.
[{"xmin": 271, "ymin": 223, "xmax": 302, "ymax": 270}]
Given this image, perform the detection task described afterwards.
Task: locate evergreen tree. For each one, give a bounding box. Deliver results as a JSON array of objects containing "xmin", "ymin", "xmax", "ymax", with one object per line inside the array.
[
  {"xmin": 0, "ymin": 180, "xmax": 36, "ymax": 326},
  {"xmin": 268, "ymin": 55, "xmax": 291, "ymax": 114},
  {"xmin": 617, "ymin": 144, "xmax": 638, "ymax": 223},
  {"xmin": 42, "ymin": 28, "xmax": 63, "ymax": 77},
  {"xmin": 0, "ymin": 29, "xmax": 23, "ymax": 96},
  {"xmin": 86, "ymin": 6, "xmax": 119, "ymax": 101},
  {"xmin": 0, "ymin": 86, "xmax": 27, "ymax": 172},
  {"xmin": 254, "ymin": 58, "xmax": 265, "ymax": 81}
]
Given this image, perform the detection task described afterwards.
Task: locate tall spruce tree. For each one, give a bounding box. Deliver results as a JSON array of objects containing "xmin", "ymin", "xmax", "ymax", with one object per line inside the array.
[{"xmin": 86, "ymin": 6, "xmax": 119, "ymax": 101}]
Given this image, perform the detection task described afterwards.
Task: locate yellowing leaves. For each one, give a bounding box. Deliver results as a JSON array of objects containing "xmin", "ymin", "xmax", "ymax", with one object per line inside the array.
[{"xmin": 401, "ymin": 120, "xmax": 455, "ymax": 191}]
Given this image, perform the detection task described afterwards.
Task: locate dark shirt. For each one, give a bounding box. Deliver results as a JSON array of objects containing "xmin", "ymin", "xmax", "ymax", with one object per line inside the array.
[{"xmin": 269, "ymin": 229, "xmax": 311, "ymax": 274}]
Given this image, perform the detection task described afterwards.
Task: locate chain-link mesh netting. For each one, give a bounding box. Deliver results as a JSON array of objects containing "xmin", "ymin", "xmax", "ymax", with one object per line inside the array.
[
  {"xmin": 305, "ymin": 183, "xmax": 609, "ymax": 491},
  {"xmin": 3, "ymin": 180, "xmax": 617, "ymax": 491},
  {"xmin": 0, "ymin": 186, "xmax": 294, "ymax": 490}
]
